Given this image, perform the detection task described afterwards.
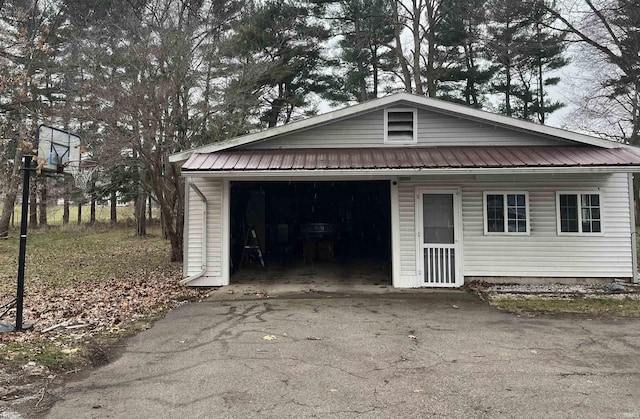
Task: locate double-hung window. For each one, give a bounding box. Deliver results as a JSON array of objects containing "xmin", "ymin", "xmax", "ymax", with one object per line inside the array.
[
  {"xmin": 557, "ymin": 192, "xmax": 602, "ymax": 234},
  {"xmin": 483, "ymin": 192, "xmax": 529, "ymax": 234}
]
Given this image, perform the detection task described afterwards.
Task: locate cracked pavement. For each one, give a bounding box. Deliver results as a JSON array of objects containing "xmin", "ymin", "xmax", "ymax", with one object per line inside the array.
[{"xmin": 47, "ymin": 292, "xmax": 640, "ymax": 418}]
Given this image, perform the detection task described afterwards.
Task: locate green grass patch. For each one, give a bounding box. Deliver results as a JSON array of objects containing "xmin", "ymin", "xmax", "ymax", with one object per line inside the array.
[
  {"xmin": 10, "ymin": 204, "xmax": 158, "ymax": 226},
  {"xmin": 0, "ymin": 225, "xmax": 175, "ymax": 293},
  {"xmin": 0, "ymin": 340, "xmax": 80, "ymax": 372},
  {"xmin": 491, "ymin": 297, "xmax": 640, "ymax": 318}
]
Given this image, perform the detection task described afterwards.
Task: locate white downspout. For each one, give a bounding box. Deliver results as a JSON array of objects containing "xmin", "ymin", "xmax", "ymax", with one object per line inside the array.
[
  {"xmin": 629, "ymin": 173, "xmax": 638, "ymax": 284},
  {"xmin": 180, "ymin": 179, "xmax": 208, "ymax": 285}
]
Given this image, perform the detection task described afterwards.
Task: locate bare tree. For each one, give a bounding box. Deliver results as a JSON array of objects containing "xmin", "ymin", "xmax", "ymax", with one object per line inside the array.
[
  {"xmin": 546, "ymin": 0, "xmax": 640, "ymax": 221},
  {"xmin": 546, "ymin": 0, "xmax": 640, "ymax": 143}
]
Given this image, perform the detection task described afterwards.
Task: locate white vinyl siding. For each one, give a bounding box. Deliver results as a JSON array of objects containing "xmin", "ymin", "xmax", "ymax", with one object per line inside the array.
[
  {"xmin": 397, "ymin": 173, "xmax": 633, "ymax": 285},
  {"xmin": 184, "ymin": 177, "xmax": 224, "ymax": 284},
  {"xmin": 244, "ymin": 107, "xmax": 572, "ymax": 149}
]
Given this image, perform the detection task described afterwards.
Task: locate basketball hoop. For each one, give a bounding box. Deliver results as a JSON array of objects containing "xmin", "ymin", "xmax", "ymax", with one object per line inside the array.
[{"xmin": 67, "ymin": 159, "xmax": 99, "ymax": 193}]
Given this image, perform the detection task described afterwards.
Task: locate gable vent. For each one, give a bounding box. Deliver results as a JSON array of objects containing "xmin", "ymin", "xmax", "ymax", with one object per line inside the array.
[{"xmin": 385, "ymin": 108, "xmax": 417, "ymax": 144}]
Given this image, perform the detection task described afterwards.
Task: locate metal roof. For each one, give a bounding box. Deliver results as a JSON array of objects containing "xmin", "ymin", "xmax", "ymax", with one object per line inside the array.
[{"xmin": 182, "ymin": 146, "xmax": 640, "ymax": 172}]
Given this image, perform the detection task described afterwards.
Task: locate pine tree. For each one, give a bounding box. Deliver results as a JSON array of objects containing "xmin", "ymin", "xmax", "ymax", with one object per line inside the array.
[
  {"xmin": 222, "ymin": 0, "xmax": 331, "ymax": 128},
  {"xmin": 486, "ymin": 0, "xmax": 567, "ymax": 122},
  {"xmin": 325, "ymin": 0, "xmax": 396, "ymax": 103},
  {"xmin": 436, "ymin": 0, "xmax": 496, "ymax": 108}
]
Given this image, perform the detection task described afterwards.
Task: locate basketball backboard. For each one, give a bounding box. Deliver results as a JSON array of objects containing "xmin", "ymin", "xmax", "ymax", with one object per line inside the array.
[{"xmin": 36, "ymin": 125, "xmax": 81, "ymax": 173}]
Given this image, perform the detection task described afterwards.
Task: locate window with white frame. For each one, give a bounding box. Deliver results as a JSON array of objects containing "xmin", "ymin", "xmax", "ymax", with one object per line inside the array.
[
  {"xmin": 384, "ymin": 108, "xmax": 417, "ymax": 144},
  {"xmin": 483, "ymin": 192, "xmax": 529, "ymax": 234},
  {"xmin": 557, "ymin": 192, "xmax": 602, "ymax": 234}
]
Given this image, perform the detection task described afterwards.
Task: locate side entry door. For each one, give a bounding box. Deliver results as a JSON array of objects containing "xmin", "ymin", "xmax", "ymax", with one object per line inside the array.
[{"xmin": 417, "ymin": 190, "xmax": 462, "ymax": 287}]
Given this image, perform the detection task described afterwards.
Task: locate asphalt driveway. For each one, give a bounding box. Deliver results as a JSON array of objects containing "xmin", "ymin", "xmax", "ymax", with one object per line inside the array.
[{"xmin": 48, "ymin": 291, "xmax": 640, "ymax": 418}]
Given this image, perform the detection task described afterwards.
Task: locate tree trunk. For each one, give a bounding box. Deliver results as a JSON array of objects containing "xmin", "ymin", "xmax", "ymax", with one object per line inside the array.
[
  {"xmin": 148, "ymin": 194, "xmax": 152, "ymax": 222},
  {"xmin": 392, "ymin": 1, "xmax": 412, "ymax": 93},
  {"xmin": 411, "ymin": 0, "xmax": 423, "ymax": 95},
  {"xmin": 90, "ymin": 196, "xmax": 96, "ymax": 224},
  {"xmin": 110, "ymin": 190, "xmax": 117, "ymax": 226},
  {"xmin": 354, "ymin": 16, "xmax": 368, "ymax": 102},
  {"xmin": 135, "ymin": 192, "xmax": 147, "ymax": 236},
  {"xmin": 505, "ymin": 64, "xmax": 512, "ymax": 116},
  {"xmin": 77, "ymin": 202, "xmax": 82, "ymax": 225},
  {"xmin": 38, "ymin": 177, "xmax": 47, "ymax": 227},
  {"xmin": 152, "ymin": 163, "xmax": 184, "ymax": 261},
  {"xmin": 29, "ymin": 177, "xmax": 38, "ymax": 228},
  {"xmin": 0, "ymin": 146, "xmax": 25, "ymax": 238},
  {"xmin": 267, "ymin": 87, "xmax": 285, "ymax": 128},
  {"xmin": 63, "ymin": 183, "xmax": 70, "ymax": 225},
  {"xmin": 372, "ymin": 47, "xmax": 379, "ymax": 98}
]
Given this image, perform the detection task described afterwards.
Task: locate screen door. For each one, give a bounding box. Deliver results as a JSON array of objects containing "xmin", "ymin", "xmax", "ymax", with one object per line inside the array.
[{"xmin": 419, "ymin": 192, "xmax": 461, "ymax": 286}]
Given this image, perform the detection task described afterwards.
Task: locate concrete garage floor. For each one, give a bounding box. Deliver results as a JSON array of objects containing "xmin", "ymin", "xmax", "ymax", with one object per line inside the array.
[
  {"xmin": 227, "ymin": 259, "xmax": 393, "ymax": 297},
  {"xmin": 47, "ymin": 292, "xmax": 640, "ymax": 418}
]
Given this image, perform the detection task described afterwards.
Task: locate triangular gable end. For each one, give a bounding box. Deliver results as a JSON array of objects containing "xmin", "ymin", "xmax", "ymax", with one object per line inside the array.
[
  {"xmin": 169, "ymin": 93, "xmax": 622, "ymax": 162},
  {"xmin": 243, "ymin": 102, "xmax": 577, "ymax": 151}
]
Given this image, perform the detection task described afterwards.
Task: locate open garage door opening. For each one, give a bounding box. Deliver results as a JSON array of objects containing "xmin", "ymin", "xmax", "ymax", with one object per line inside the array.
[{"xmin": 229, "ymin": 180, "xmax": 391, "ymax": 285}]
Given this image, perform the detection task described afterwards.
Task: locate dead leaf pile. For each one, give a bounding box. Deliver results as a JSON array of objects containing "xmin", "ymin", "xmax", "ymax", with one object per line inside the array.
[{"xmin": 0, "ymin": 270, "xmax": 211, "ymax": 345}]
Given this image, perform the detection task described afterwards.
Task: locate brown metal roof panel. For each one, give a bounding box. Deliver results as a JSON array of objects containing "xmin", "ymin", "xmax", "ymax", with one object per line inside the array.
[
  {"xmin": 394, "ymin": 149, "xmax": 415, "ymax": 168},
  {"xmin": 554, "ymin": 147, "xmax": 584, "ymax": 166},
  {"xmin": 303, "ymin": 151, "xmax": 316, "ymax": 169},
  {"xmin": 181, "ymin": 146, "xmax": 640, "ymax": 171},
  {"xmin": 254, "ymin": 153, "xmax": 273, "ymax": 170},
  {"xmin": 392, "ymin": 149, "xmax": 410, "ymax": 168},
  {"xmin": 360, "ymin": 149, "xmax": 374, "ymax": 168},
  {"xmin": 590, "ymin": 147, "xmax": 625, "ymax": 165},
  {"xmin": 518, "ymin": 147, "xmax": 551, "ymax": 166},
  {"xmin": 495, "ymin": 147, "xmax": 528, "ymax": 166},
  {"xmin": 233, "ymin": 151, "xmax": 254, "ymax": 169},
  {"xmin": 337, "ymin": 150, "xmax": 351, "ymax": 169},
  {"xmin": 208, "ymin": 153, "xmax": 230, "ymax": 170},
  {"xmin": 290, "ymin": 151, "xmax": 305, "ymax": 169},
  {"xmin": 532, "ymin": 147, "xmax": 569, "ymax": 166},
  {"xmin": 412, "ymin": 148, "xmax": 433, "ymax": 167},
  {"xmin": 456, "ymin": 147, "xmax": 485, "ymax": 167},
  {"xmin": 220, "ymin": 152, "xmax": 240, "ymax": 170},
  {"xmin": 315, "ymin": 151, "xmax": 327, "ymax": 169},
  {"xmin": 377, "ymin": 149, "xmax": 391, "ymax": 168},
  {"xmin": 350, "ymin": 149, "xmax": 364, "ymax": 168},
  {"xmin": 618, "ymin": 148, "xmax": 640, "ymax": 163},
  {"xmin": 450, "ymin": 147, "xmax": 476, "ymax": 167},
  {"xmin": 246, "ymin": 152, "xmax": 263, "ymax": 169},
  {"xmin": 437, "ymin": 147, "xmax": 464, "ymax": 167},
  {"xmin": 280, "ymin": 151, "xmax": 295, "ymax": 169},
  {"xmin": 186, "ymin": 153, "xmax": 209, "ymax": 170},
  {"xmin": 268, "ymin": 151, "xmax": 285, "ymax": 170},
  {"xmin": 327, "ymin": 150, "xmax": 340, "ymax": 168}
]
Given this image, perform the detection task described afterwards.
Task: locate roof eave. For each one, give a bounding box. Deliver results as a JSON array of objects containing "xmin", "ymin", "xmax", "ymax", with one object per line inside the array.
[{"xmin": 181, "ymin": 165, "xmax": 640, "ymax": 177}]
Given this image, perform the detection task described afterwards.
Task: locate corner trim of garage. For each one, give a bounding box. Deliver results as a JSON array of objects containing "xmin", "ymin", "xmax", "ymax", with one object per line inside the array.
[
  {"xmin": 181, "ymin": 178, "xmax": 208, "ymax": 285},
  {"xmin": 390, "ymin": 179, "xmax": 401, "ymax": 288}
]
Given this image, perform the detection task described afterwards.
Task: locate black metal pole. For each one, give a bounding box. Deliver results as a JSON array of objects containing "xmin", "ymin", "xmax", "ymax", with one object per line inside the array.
[{"xmin": 15, "ymin": 155, "xmax": 32, "ymax": 332}]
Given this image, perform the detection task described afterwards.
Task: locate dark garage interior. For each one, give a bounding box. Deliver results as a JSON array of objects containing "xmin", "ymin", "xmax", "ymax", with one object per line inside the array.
[{"xmin": 230, "ymin": 180, "xmax": 391, "ymax": 280}]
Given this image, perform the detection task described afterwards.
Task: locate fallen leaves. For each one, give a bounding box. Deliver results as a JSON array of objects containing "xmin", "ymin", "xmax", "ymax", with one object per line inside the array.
[
  {"xmin": 262, "ymin": 335, "xmax": 276, "ymax": 341},
  {"xmin": 0, "ymin": 274, "xmax": 209, "ymax": 346},
  {"xmin": 0, "ymin": 227, "xmax": 211, "ymax": 358}
]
